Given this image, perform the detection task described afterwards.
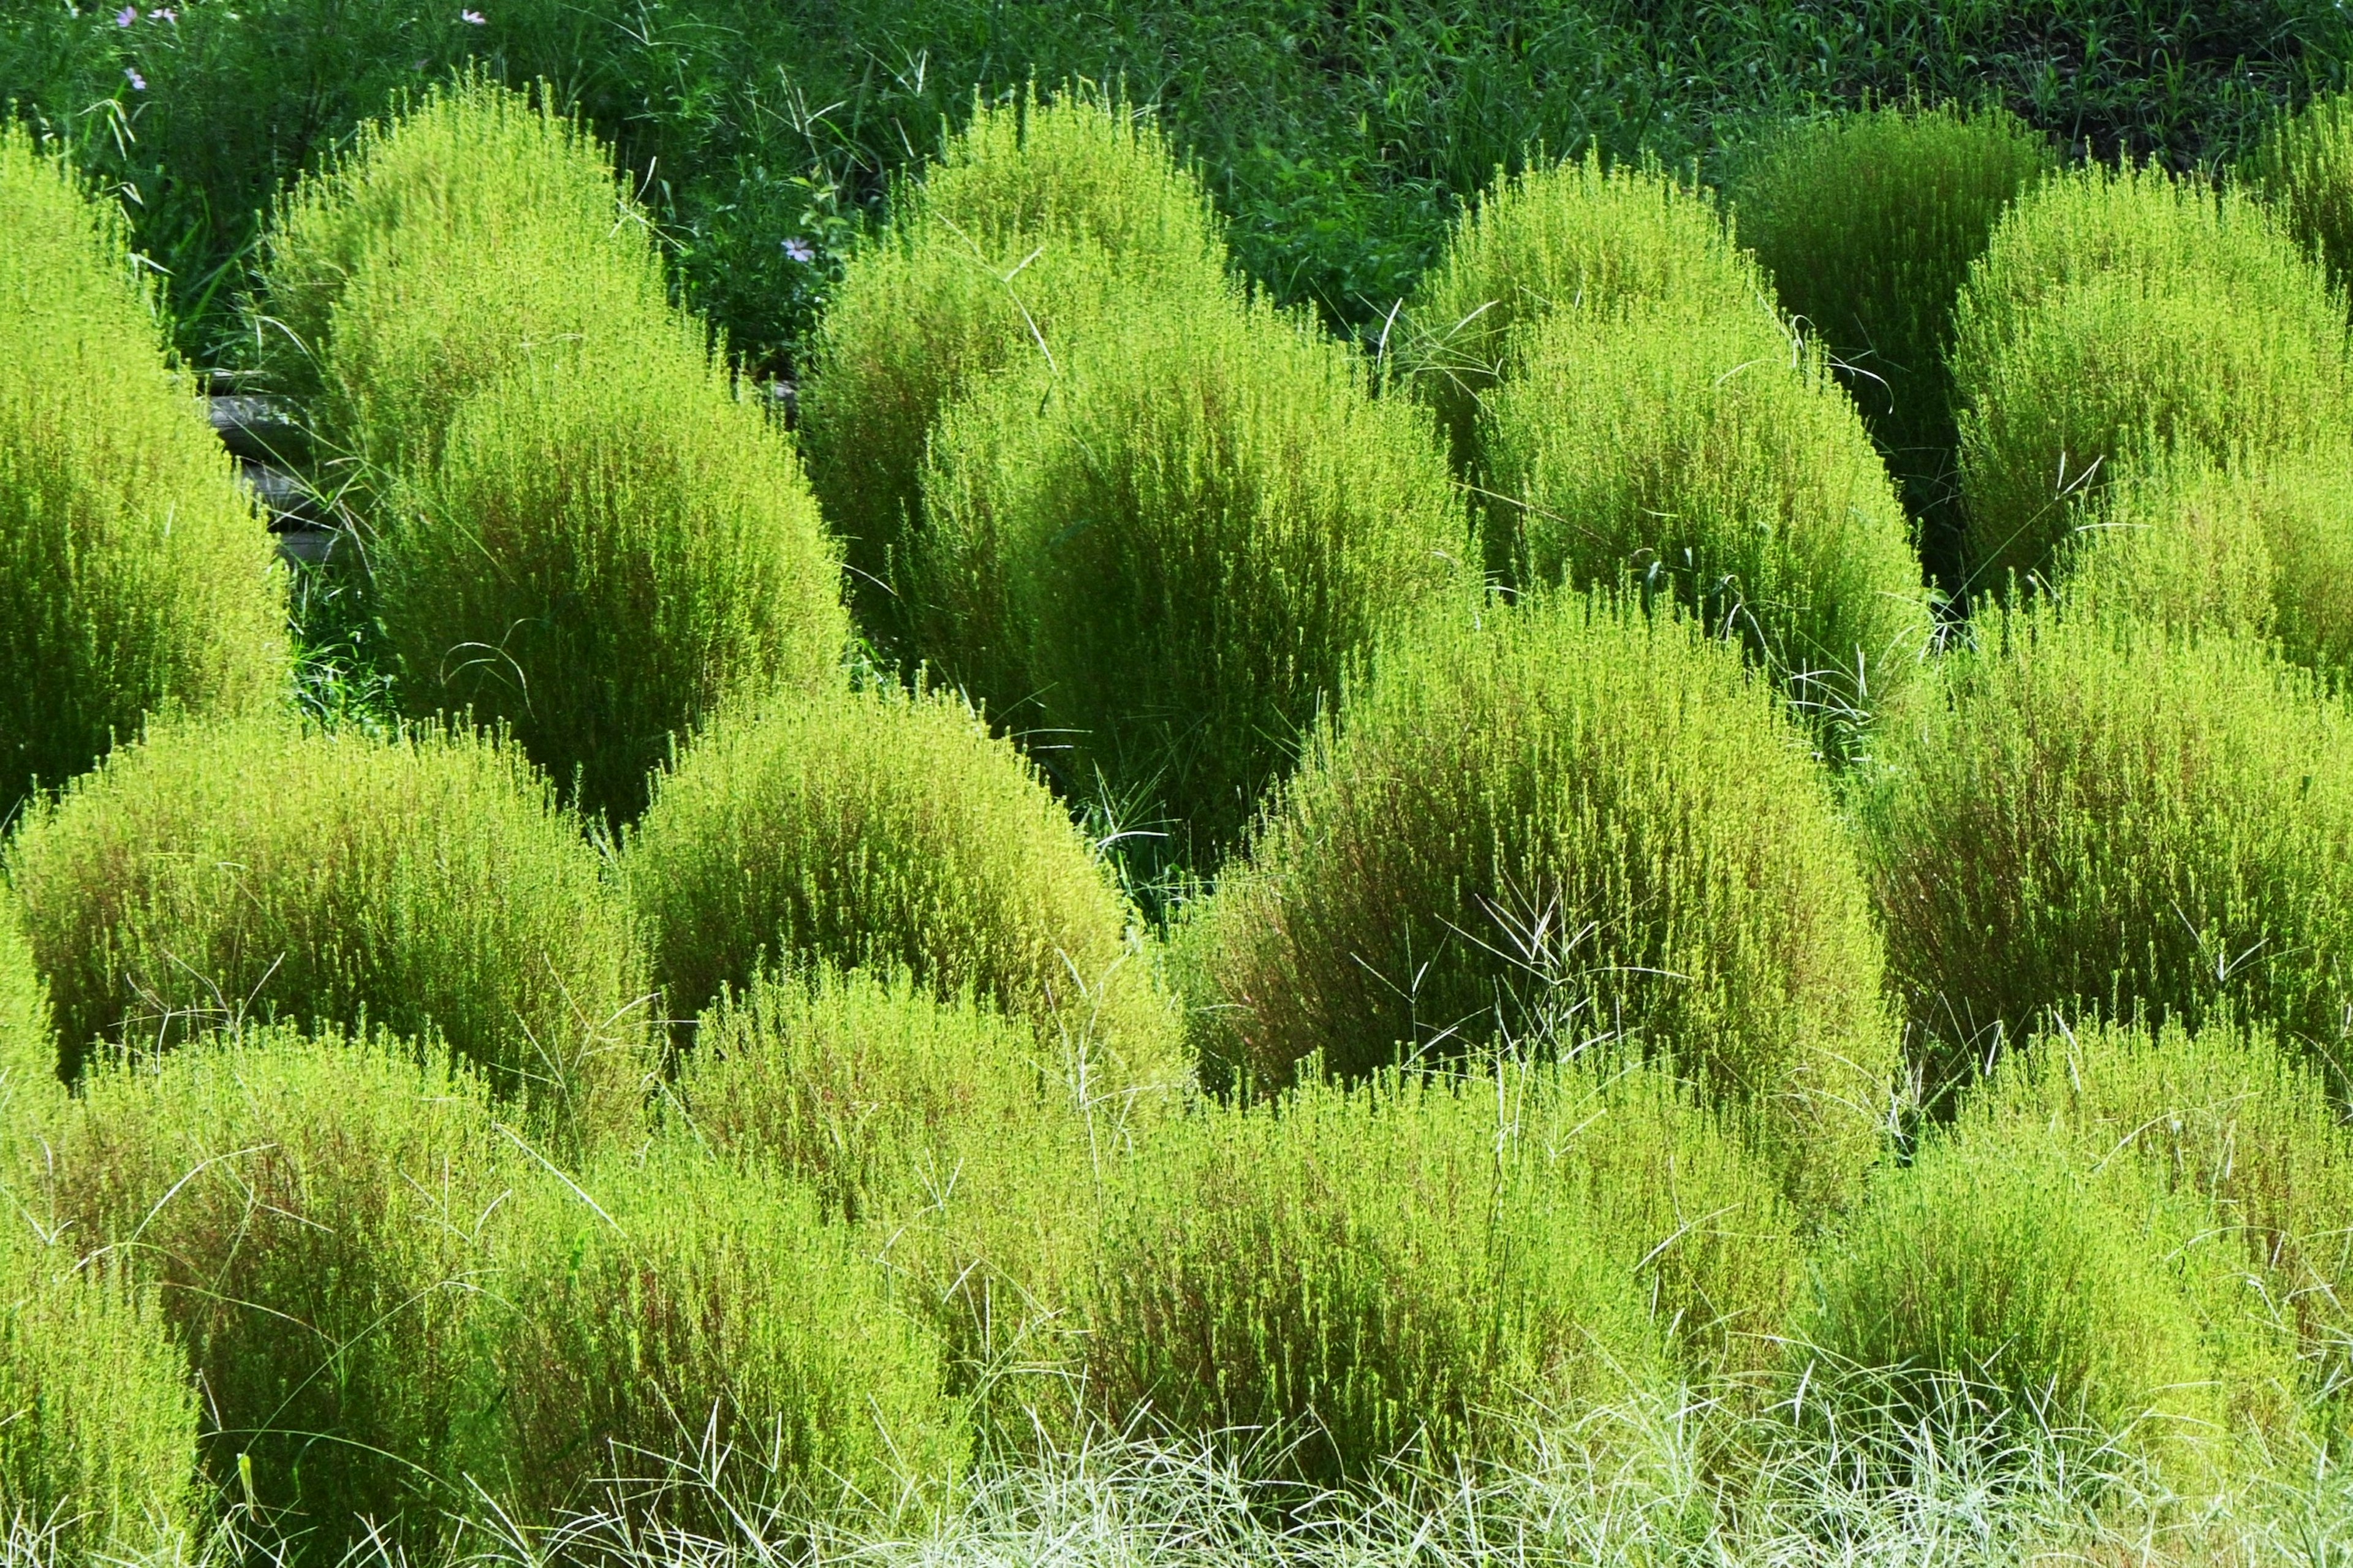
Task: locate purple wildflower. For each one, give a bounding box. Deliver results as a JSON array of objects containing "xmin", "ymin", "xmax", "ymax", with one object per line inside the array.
[
  {"xmin": 152, "ymin": 7, "xmax": 176, "ymax": 19},
  {"xmin": 115, "ymin": 6, "xmax": 137, "ymax": 24},
  {"xmin": 782, "ymin": 237, "xmax": 816, "ymax": 264},
  {"xmin": 124, "ymin": 65, "xmax": 146, "ymax": 89},
  {"xmin": 460, "ymin": 7, "xmax": 485, "ymax": 20}
]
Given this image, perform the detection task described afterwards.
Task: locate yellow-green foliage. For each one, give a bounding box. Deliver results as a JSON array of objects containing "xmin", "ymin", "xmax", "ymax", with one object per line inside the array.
[
  {"xmin": 460, "ymin": 1143, "xmax": 965, "ymax": 1536},
  {"xmin": 0, "ymin": 131, "xmax": 286, "ymax": 815},
  {"xmin": 47, "ymin": 1028, "xmax": 512, "ymax": 1560},
  {"xmin": 1482, "ymin": 297, "xmax": 1931, "ymax": 743},
  {"xmin": 7, "ymin": 716, "xmax": 651, "ymax": 1138},
  {"xmin": 800, "ymin": 89, "xmax": 1230, "ymax": 647},
  {"xmin": 627, "ymin": 686, "xmax": 1173, "ymax": 1075},
  {"xmin": 267, "ymin": 77, "xmax": 848, "ymax": 825},
  {"xmin": 0, "ymin": 1225, "xmax": 198, "ymax": 1564},
  {"xmin": 1183, "ymin": 592, "xmax": 1898, "ymax": 1210},
  {"xmin": 1733, "ymin": 104, "xmax": 2053, "ymax": 577},
  {"xmin": 680, "ymin": 966, "xmax": 1152, "ymax": 1436},
  {"xmin": 2245, "ymin": 88, "xmax": 2353, "ymax": 308},
  {"xmin": 1968, "ymin": 1017, "xmax": 2353, "ymax": 1404},
  {"xmin": 1401, "ymin": 151, "xmax": 1771, "ymax": 471},
  {"xmin": 1863, "ymin": 608, "xmax": 2353, "ymax": 1096},
  {"xmin": 915, "ymin": 294, "xmax": 1471, "ymax": 867},
  {"xmin": 1799, "ymin": 1115, "xmax": 2300, "ymax": 1485},
  {"xmin": 1088, "ymin": 1069, "xmax": 1672, "ymax": 1485},
  {"xmin": 0, "ymin": 897, "xmax": 51, "ymax": 1096},
  {"xmin": 1952, "ymin": 162, "xmax": 2349, "ymax": 591}
]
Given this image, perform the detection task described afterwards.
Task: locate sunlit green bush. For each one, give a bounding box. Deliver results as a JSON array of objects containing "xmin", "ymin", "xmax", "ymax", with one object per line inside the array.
[
  {"xmin": 1181, "ymin": 591, "xmax": 1897, "ymax": 1210},
  {"xmin": 1482, "ymin": 297, "xmax": 1930, "ymax": 743},
  {"xmin": 0, "ymin": 129, "xmax": 286, "ymax": 816},
  {"xmin": 626, "ymin": 686, "xmax": 1173, "ymax": 1075},
  {"xmin": 1862, "ymin": 607, "xmax": 2353, "ymax": 1096},
  {"xmin": 2245, "ymin": 87, "xmax": 2353, "ymax": 306},
  {"xmin": 0, "ymin": 895, "xmax": 53, "ymax": 1096},
  {"xmin": 1952, "ymin": 162, "xmax": 2348, "ymax": 591},
  {"xmin": 48, "ymin": 1026, "xmax": 513, "ymax": 1560},
  {"xmin": 8, "ymin": 716, "xmax": 651, "ymax": 1138},
  {"xmin": 914, "ymin": 292, "xmax": 1471, "ymax": 868}
]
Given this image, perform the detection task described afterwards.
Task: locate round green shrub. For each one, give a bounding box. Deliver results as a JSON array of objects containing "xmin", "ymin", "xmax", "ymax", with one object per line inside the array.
[
  {"xmin": 1482, "ymin": 296, "xmax": 1931, "ymax": 744},
  {"xmin": 7, "ymin": 715, "xmax": 651, "ymax": 1138},
  {"xmin": 0, "ymin": 1227, "xmax": 199, "ymax": 1564},
  {"xmin": 1181, "ymin": 591, "xmax": 1898, "ymax": 1210},
  {"xmin": 626, "ymin": 685, "xmax": 1174, "ymax": 1076},
  {"xmin": 799, "ymin": 88, "xmax": 1230, "ymax": 648},
  {"xmin": 2244, "ymin": 88, "xmax": 2353, "ymax": 308},
  {"xmin": 1862, "ymin": 606, "xmax": 2353, "ymax": 1096},
  {"xmin": 1951, "ymin": 162, "xmax": 2349, "ymax": 591},
  {"xmin": 1400, "ymin": 150, "xmax": 1771, "ymax": 473},
  {"xmin": 914, "ymin": 292, "xmax": 1471, "ymax": 869},
  {"xmin": 0, "ymin": 130, "xmax": 287, "ymax": 817},
  {"xmin": 1732, "ymin": 103, "xmax": 2054, "ymax": 583},
  {"xmin": 1088, "ymin": 1069, "xmax": 1672, "ymax": 1485},
  {"xmin": 1798, "ymin": 1116, "xmax": 2299, "ymax": 1484},
  {"xmin": 48, "ymin": 1026, "xmax": 513, "ymax": 1560},
  {"xmin": 0, "ymin": 895, "xmax": 53, "ymax": 1096},
  {"xmin": 459, "ymin": 1142, "xmax": 964, "ymax": 1536}
]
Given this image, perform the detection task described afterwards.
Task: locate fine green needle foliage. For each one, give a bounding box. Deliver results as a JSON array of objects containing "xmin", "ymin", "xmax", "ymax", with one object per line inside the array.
[
  {"xmin": 1482, "ymin": 297, "xmax": 1931, "ymax": 746},
  {"xmin": 1951, "ymin": 162, "xmax": 2350, "ymax": 593},
  {"xmin": 914, "ymin": 293, "xmax": 1472, "ymax": 871},
  {"xmin": 1862, "ymin": 607, "xmax": 2353, "ymax": 1099},
  {"xmin": 1732, "ymin": 104, "xmax": 2054, "ymax": 586},
  {"xmin": 1400, "ymin": 151, "xmax": 1772, "ymax": 473},
  {"xmin": 626, "ymin": 686, "xmax": 1174, "ymax": 1075},
  {"xmin": 1968, "ymin": 1017, "xmax": 2353, "ymax": 1411},
  {"xmin": 1088, "ymin": 1070, "xmax": 1673, "ymax": 1487},
  {"xmin": 0, "ymin": 130, "xmax": 287, "ymax": 817},
  {"xmin": 45, "ymin": 1027, "xmax": 515, "ymax": 1561},
  {"xmin": 0, "ymin": 1225, "xmax": 199, "ymax": 1565},
  {"xmin": 0, "ymin": 897, "xmax": 53, "ymax": 1096},
  {"xmin": 7, "ymin": 716, "xmax": 651, "ymax": 1138},
  {"xmin": 1798, "ymin": 1116, "xmax": 2300, "ymax": 1488},
  {"xmin": 2246, "ymin": 88, "xmax": 2353, "ymax": 309},
  {"xmin": 1181, "ymin": 592, "xmax": 1897, "ymax": 1210},
  {"xmin": 460, "ymin": 1142, "xmax": 965, "ymax": 1537},
  {"xmin": 800, "ymin": 88, "xmax": 1230, "ymax": 649}
]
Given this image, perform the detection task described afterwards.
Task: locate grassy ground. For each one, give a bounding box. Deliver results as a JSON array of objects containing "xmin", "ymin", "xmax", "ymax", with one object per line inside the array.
[{"xmin": 5, "ymin": 0, "xmax": 2349, "ymax": 379}]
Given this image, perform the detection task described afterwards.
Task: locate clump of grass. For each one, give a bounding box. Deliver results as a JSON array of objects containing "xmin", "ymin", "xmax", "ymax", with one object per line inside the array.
[
  {"xmin": 6, "ymin": 714, "xmax": 651, "ymax": 1140},
  {"xmin": 1399, "ymin": 150, "xmax": 1771, "ymax": 474},
  {"xmin": 913, "ymin": 291, "xmax": 1471, "ymax": 872},
  {"xmin": 1950, "ymin": 161, "xmax": 2349, "ymax": 593},
  {"xmin": 42, "ymin": 1026, "xmax": 514, "ymax": 1562},
  {"xmin": 1731, "ymin": 103, "xmax": 2055, "ymax": 584},
  {"xmin": 2245, "ymin": 88, "xmax": 2353, "ymax": 308},
  {"xmin": 0, "ymin": 129, "xmax": 287, "ymax": 817},
  {"xmin": 0, "ymin": 1222, "xmax": 199, "ymax": 1566},
  {"xmin": 1860, "ymin": 604, "xmax": 2353, "ymax": 1099},
  {"xmin": 624, "ymin": 686, "xmax": 1173, "ymax": 1075},
  {"xmin": 265, "ymin": 76, "xmax": 849, "ymax": 825},
  {"xmin": 0, "ymin": 895, "xmax": 53, "ymax": 1096},
  {"xmin": 1180, "ymin": 590, "xmax": 1898, "ymax": 1211},
  {"xmin": 458, "ymin": 1141, "xmax": 966, "ymax": 1540},
  {"xmin": 798, "ymin": 87, "xmax": 1230, "ymax": 650},
  {"xmin": 1797, "ymin": 1112, "xmax": 2302, "ymax": 1491},
  {"xmin": 1087, "ymin": 1067, "xmax": 1673, "ymax": 1488},
  {"xmin": 1481, "ymin": 297, "xmax": 1931, "ymax": 747}
]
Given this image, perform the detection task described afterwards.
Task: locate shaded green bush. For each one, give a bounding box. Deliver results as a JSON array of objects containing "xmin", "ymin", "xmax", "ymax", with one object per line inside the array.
[
  {"xmin": 1482, "ymin": 296, "xmax": 1931, "ymax": 743},
  {"xmin": 2246, "ymin": 87, "xmax": 2353, "ymax": 308},
  {"xmin": 1732, "ymin": 103, "xmax": 2053, "ymax": 584},
  {"xmin": 1798, "ymin": 1115, "xmax": 2299, "ymax": 1487},
  {"xmin": 1968, "ymin": 1016, "xmax": 2353, "ymax": 1407},
  {"xmin": 1181, "ymin": 591, "xmax": 1897, "ymax": 1210},
  {"xmin": 1862, "ymin": 607, "xmax": 2353, "ymax": 1097},
  {"xmin": 914, "ymin": 292, "xmax": 1471, "ymax": 869},
  {"xmin": 625, "ymin": 686, "xmax": 1173, "ymax": 1076},
  {"xmin": 0, "ymin": 129, "xmax": 286, "ymax": 816},
  {"xmin": 1400, "ymin": 151, "xmax": 1770, "ymax": 473},
  {"xmin": 0, "ymin": 896, "xmax": 53, "ymax": 1096},
  {"xmin": 1951, "ymin": 162, "xmax": 2349, "ymax": 591},
  {"xmin": 268, "ymin": 77, "xmax": 850, "ymax": 825},
  {"xmin": 799, "ymin": 88, "xmax": 1230, "ymax": 648},
  {"xmin": 7, "ymin": 716, "xmax": 651, "ymax": 1138},
  {"xmin": 1088, "ymin": 1069, "xmax": 1672, "ymax": 1486},
  {"xmin": 47, "ymin": 1027, "xmax": 513, "ymax": 1560},
  {"xmin": 0, "ymin": 1225, "xmax": 198, "ymax": 1564},
  {"xmin": 460, "ymin": 1142, "xmax": 964, "ymax": 1536}
]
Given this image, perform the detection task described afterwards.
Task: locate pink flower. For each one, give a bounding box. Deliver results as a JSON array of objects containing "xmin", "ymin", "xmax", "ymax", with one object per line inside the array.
[
  {"xmin": 114, "ymin": 6, "xmax": 137, "ymax": 24},
  {"xmin": 124, "ymin": 66, "xmax": 146, "ymax": 89},
  {"xmin": 460, "ymin": 7, "xmax": 485, "ymax": 20}
]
